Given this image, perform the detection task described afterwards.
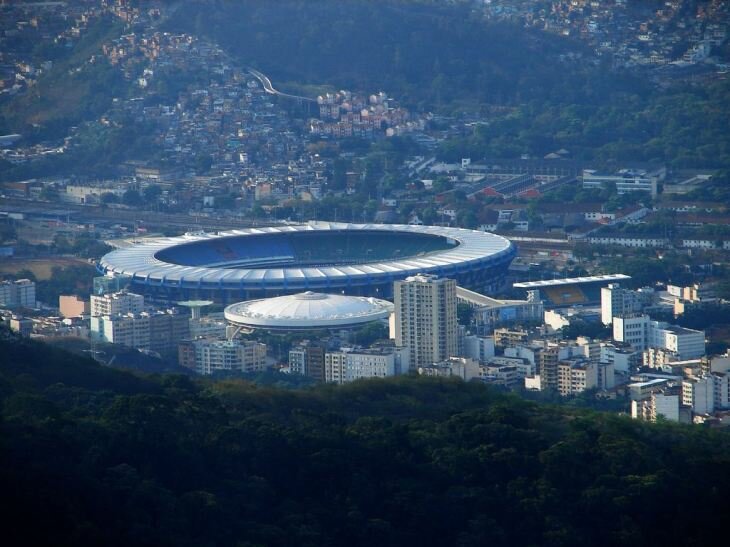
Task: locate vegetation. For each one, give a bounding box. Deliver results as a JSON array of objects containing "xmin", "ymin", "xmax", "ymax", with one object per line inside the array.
[
  {"xmin": 166, "ymin": 1, "xmax": 730, "ymax": 170},
  {"xmin": 168, "ymin": 0, "xmax": 586, "ymax": 110},
  {"xmin": 439, "ymin": 78, "xmax": 730, "ymax": 169},
  {"xmin": 0, "ymin": 16, "xmax": 127, "ymax": 142},
  {"xmin": 11, "ymin": 264, "xmax": 97, "ymax": 306},
  {"xmin": 560, "ymin": 320, "xmax": 612, "ymax": 341},
  {"xmin": 2, "ymin": 334, "xmax": 730, "ymax": 546}
]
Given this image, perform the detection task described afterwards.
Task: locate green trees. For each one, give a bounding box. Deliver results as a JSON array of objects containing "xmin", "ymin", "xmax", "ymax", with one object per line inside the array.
[
  {"xmin": 166, "ymin": 1, "xmax": 582, "ymax": 108},
  {"xmin": 122, "ymin": 189, "xmax": 144, "ymax": 206},
  {"xmin": 2, "ymin": 336, "xmax": 730, "ymax": 546}
]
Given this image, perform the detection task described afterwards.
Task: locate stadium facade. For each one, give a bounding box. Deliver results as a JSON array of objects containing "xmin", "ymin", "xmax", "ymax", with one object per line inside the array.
[{"xmin": 99, "ymin": 222, "xmax": 516, "ymax": 302}]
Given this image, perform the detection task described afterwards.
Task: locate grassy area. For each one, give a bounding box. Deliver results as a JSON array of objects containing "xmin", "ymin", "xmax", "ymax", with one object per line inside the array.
[{"xmin": 0, "ymin": 258, "xmax": 92, "ymax": 280}]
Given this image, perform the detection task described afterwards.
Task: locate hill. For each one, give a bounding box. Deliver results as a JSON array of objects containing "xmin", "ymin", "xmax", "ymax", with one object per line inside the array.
[
  {"xmin": 0, "ymin": 16, "xmax": 127, "ymax": 143},
  {"xmin": 165, "ymin": 0, "xmax": 611, "ymax": 109},
  {"xmin": 1, "ymin": 333, "xmax": 729, "ymax": 546}
]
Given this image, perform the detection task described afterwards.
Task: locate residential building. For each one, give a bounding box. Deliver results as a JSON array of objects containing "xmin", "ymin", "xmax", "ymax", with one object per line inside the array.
[
  {"xmin": 59, "ymin": 295, "xmax": 89, "ymax": 318},
  {"xmin": 601, "ymin": 283, "xmax": 644, "ymax": 325},
  {"xmin": 537, "ymin": 346, "xmax": 560, "ymax": 391},
  {"xmin": 0, "ymin": 279, "xmax": 36, "ymax": 308},
  {"xmin": 324, "ymin": 346, "xmax": 408, "ymax": 384},
  {"xmin": 613, "ymin": 315, "xmax": 650, "ymax": 350},
  {"xmin": 582, "ymin": 167, "xmax": 665, "ymax": 196},
  {"xmin": 324, "ymin": 351, "xmax": 348, "ymax": 385},
  {"xmin": 288, "ymin": 340, "xmax": 326, "ymax": 381},
  {"xmin": 478, "ymin": 364, "xmax": 521, "ymax": 388},
  {"xmin": 683, "ymin": 375, "xmax": 715, "ymax": 415},
  {"xmin": 179, "ymin": 338, "xmax": 266, "ymax": 375},
  {"xmin": 713, "ymin": 373, "xmax": 730, "ymax": 410},
  {"xmin": 462, "ymin": 334, "xmax": 495, "ymax": 364},
  {"xmin": 394, "ymin": 274, "xmax": 457, "ymax": 369},
  {"xmin": 599, "ymin": 342, "xmax": 640, "ymax": 373},
  {"xmin": 418, "ymin": 357, "xmax": 480, "ymax": 381},
  {"xmin": 90, "ymin": 291, "xmax": 144, "ymax": 317},
  {"xmin": 557, "ymin": 360, "xmax": 598, "ymax": 396},
  {"xmin": 613, "ymin": 315, "xmax": 705, "ymax": 360},
  {"xmin": 90, "ymin": 309, "xmax": 189, "ymax": 353},
  {"xmin": 8, "ymin": 316, "xmax": 33, "ymax": 336},
  {"xmin": 632, "ymin": 390, "xmax": 681, "ymax": 423},
  {"xmin": 653, "ymin": 324, "xmax": 706, "ymax": 360}
]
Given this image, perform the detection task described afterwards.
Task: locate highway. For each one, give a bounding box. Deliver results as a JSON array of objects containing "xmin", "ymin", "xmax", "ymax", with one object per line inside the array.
[
  {"xmin": 247, "ymin": 67, "xmax": 317, "ymax": 102},
  {"xmin": 0, "ymin": 197, "xmax": 283, "ymax": 231}
]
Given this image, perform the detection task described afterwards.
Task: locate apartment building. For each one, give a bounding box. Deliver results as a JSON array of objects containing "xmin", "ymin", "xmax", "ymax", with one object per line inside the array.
[
  {"xmin": 394, "ymin": 274, "xmax": 457, "ymax": 369},
  {"xmin": 0, "ymin": 279, "xmax": 36, "ymax": 308},
  {"xmin": 324, "ymin": 346, "xmax": 409, "ymax": 384},
  {"xmin": 90, "ymin": 291, "xmax": 144, "ymax": 317},
  {"xmin": 179, "ymin": 338, "xmax": 267, "ymax": 375}
]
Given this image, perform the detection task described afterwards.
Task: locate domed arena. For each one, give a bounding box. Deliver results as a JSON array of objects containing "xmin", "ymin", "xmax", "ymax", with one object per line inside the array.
[
  {"xmin": 224, "ymin": 291, "xmax": 393, "ymax": 333},
  {"xmin": 98, "ymin": 222, "xmax": 515, "ymax": 302}
]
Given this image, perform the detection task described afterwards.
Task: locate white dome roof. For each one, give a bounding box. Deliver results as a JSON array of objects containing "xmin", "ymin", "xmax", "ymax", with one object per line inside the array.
[{"xmin": 224, "ymin": 291, "xmax": 393, "ymax": 330}]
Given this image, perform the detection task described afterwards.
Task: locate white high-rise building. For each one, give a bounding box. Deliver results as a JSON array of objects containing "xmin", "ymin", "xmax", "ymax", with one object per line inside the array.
[
  {"xmin": 394, "ymin": 274, "xmax": 457, "ymax": 369},
  {"xmin": 601, "ymin": 283, "xmax": 643, "ymax": 325},
  {"xmin": 613, "ymin": 314, "xmax": 650, "ymax": 350},
  {"xmin": 90, "ymin": 291, "xmax": 144, "ymax": 317}
]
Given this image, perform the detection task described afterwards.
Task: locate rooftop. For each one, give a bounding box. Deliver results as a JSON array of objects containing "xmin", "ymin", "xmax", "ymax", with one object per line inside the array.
[
  {"xmin": 513, "ymin": 274, "xmax": 631, "ymax": 289},
  {"xmin": 224, "ymin": 291, "xmax": 393, "ymax": 330}
]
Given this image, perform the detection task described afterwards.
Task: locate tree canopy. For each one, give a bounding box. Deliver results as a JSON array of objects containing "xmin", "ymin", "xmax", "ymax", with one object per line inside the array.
[{"xmin": 1, "ymin": 334, "xmax": 730, "ymax": 546}]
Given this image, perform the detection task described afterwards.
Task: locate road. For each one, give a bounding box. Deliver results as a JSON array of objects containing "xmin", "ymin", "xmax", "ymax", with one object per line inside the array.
[
  {"xmin": 0, "ymin": 197, "xmax": 283, "ymax": 231},
  {"xmin": 247, "ymin": 67, "xmax": 317, "ymax": 102}
]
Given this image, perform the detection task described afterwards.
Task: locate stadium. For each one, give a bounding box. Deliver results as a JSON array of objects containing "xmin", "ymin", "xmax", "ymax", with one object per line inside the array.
[
  {"xmin": 513, "ymin": 274, "xmax": 631, "ymax": 308},
  {"xmin": 99, "ymin": 222, "xmax": 516, "ymax": 302}
]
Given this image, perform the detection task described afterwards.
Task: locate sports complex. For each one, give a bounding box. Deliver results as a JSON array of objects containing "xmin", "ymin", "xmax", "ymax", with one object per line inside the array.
[{"xmin": 99, "ymin": 222, "xmax": 516, "ymax": 302}]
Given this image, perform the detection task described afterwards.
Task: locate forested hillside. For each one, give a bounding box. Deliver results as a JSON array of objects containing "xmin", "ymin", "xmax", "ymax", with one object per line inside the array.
[
  {"xmin": 167, "ymin": 0, "xmax": 730, "ymax": 168},
  {"xmin": 166, "ymin": 0, "xmax": 606, "ymax": 108},
  {"xmin": 1, "ymin": 334, "xmax": 729, "ymax": 546}
]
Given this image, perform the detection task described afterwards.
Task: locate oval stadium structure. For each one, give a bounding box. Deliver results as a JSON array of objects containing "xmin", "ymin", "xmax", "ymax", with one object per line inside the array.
[{"xmin": 99, "ymin": 222, "xmax": 515, "ymax": 302}]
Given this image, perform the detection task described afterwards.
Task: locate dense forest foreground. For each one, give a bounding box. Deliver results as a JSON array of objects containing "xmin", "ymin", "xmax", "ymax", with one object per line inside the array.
[{"xmin": 1, "ymin": 333, "xmax": 729, "ymax": 546}]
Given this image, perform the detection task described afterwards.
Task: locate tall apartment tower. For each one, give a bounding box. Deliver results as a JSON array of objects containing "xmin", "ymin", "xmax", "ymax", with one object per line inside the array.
[
  {"xmin": 537, "ymin": 346, "xmax": 560, "ymax": 391},
  {"xmin": 394, "ymin": 274, "xmax": 457, "ymax": 370}
]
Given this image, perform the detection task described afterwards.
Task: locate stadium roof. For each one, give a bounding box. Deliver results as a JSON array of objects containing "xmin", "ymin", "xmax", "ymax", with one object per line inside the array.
[
  {"xmin": 99, "ymin": 222, "xmax": 514, "ymax": 289},
  {"xmin": 224, "ymin": 291, "xmax": 393, "ymax": 330},
  {"xmin": 513, "ymin": 274, "xmax": 630, "ymax": 289}
]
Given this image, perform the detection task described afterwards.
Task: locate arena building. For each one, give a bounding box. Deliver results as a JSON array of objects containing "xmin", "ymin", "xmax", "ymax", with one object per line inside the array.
[
  {"xmin": 99, "ymin": 222, "xmax": 515, "ymax": 302},
  {"xmin": 224, "ymin": 291, "xmax": 393, "ymax": 334},
  {"xmin": 513, "ymin": 274, "xmax": 631, "ymax": 308}
]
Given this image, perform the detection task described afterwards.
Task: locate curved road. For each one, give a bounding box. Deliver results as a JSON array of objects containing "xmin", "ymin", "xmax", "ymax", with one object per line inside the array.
[{"xmin": 247, "ymin": 67, "xmax": 316, "ymax": 102}]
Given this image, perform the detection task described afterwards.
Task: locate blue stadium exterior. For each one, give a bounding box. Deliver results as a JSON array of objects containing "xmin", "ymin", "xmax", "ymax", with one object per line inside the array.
[{"xmin": 99, "ymin": 222, "xmax": 516, "ymax": 303}]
